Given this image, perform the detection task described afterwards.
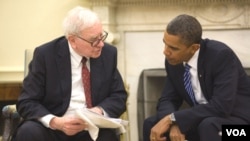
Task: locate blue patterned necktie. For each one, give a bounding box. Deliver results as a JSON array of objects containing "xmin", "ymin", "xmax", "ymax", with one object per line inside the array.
[{"xmin": 183, "ymin": 64, "xmax": 197, "ymax": 105}]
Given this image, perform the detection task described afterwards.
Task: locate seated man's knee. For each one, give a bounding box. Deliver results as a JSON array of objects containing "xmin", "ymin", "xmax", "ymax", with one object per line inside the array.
[
  {"xmin": 98, "ymin": 129, "xmax": 119, "ymax": 141},
  {"xmin": 198, "ymin": 117, "xmax": 218, "ymax": 129},
  {"xmin": 15, "ymin": 121, "xmax": 46, "ymax": 140},
  {"xmin": 198, "ymin": 117, "xmax": 221, "ymax": 135},
  {"xmin": 143, "ymin": 115, "xmax": 158, "ymax": 141},
  {"xmin": 143, "ymin": 115, "xmax": 158, "ymax": 130}
]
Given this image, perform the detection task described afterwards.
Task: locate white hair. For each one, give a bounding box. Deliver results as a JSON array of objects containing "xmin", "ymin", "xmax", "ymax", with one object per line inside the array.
[{"xmin": 62, "ymin": 6, "xmax": 100, "ymax": 38}]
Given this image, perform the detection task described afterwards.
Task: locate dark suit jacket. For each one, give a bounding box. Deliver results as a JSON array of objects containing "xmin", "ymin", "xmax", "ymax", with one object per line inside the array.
[
  {"xmin": 156, "ymin": 38, "xmax": 250, "ymax": 133},
  {"xmin": 17, "ymin": 36, "xmax": 127, "ymax": 120}
]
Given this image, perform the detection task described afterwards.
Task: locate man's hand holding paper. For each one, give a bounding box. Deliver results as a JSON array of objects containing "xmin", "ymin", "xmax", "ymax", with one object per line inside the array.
[
  {"xmin": 74, "ymin": 108, "xmax": 129, "ymax": 141},
  {"xmin": 50, "ymin": 116, "xmax": 89, "ymax": 136}
]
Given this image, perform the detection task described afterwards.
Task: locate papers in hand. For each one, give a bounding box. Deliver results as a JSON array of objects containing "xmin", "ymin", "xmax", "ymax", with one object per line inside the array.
[{"xmin": 75, "ymin": 108, "xmax": 129, "ymax": 141}]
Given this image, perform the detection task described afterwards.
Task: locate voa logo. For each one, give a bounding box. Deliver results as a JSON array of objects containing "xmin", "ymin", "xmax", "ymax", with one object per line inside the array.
[{"xmin": 226, "ymin": 129, "xmax": 246, "ymax": 136}]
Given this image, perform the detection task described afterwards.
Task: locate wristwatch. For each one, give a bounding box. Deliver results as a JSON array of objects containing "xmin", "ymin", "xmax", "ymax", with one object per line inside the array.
[{"xmin": 170, "ymin": 113, "xmax": 176, "ymax": 124}]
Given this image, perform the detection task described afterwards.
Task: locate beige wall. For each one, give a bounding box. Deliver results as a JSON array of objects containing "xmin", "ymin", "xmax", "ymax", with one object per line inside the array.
[{"xmin": 0, "ymin": 0, "xmax": 90, "ymax": 82}]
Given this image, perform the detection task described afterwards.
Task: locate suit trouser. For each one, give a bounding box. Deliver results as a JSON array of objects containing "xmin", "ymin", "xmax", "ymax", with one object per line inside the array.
[
  {"xmin": 143, "ymin": 115, "xmax": 247, "ymax": 141},
  {"xmin": 12, "ymin": 120, "xmax": 119, "ymax": 141}
]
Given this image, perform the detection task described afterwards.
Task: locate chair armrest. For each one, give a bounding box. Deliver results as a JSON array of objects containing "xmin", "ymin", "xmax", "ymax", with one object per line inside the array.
[
  {"xmin": 2, "ymin": 104, "xmax": 21, "ymax": 141},
  {"xmin": 2, "ymin": 104, "xmax": 19, "ymax": 119}
]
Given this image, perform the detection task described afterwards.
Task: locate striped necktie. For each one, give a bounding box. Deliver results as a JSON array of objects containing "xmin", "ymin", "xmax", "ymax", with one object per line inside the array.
[{"xmin": 183, "ymin": 64, "xmax": 197, "ymax": 105}]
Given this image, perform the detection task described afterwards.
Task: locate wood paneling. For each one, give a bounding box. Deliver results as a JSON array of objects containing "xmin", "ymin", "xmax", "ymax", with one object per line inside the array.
[{"xmin": 0, "ymin": 83, "xmax": 22, "ymax": 101}]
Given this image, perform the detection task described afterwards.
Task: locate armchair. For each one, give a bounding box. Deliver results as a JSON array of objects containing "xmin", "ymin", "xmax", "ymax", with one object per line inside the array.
[
  {"xmin": 1, "ymin": 105, "xmax": 21, "ymax": 141},
  {"xmin": 1, "ymin": 49, "xmax": 33, "ymax": 141}
]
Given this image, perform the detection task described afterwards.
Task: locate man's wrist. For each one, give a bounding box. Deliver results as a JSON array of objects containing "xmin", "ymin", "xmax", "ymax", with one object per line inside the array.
[
  {"xmin": 39, "ymin": 114, "xmax": 56, "ymax": 128},
  {"xmin": 50, "ymin": 117, "xmax": 61, "ymax": 130}
]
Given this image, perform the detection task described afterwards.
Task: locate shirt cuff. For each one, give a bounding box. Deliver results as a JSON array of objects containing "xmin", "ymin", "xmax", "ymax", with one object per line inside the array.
[
  {"xmin": 38, "ymin": 114, "xmax": 56, "ymax": 129},
  {"xmin": 170, "ymin": 113, "xmax": 176, "ymax": 122}
]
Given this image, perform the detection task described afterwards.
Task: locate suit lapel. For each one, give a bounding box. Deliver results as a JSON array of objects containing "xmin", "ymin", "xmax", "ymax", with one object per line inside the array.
[
  {"xmin": 90, "ymin": 57, "xmax": 104, "ymax": 105},
  {"xmin": 197, "ymin": 40, "xmax": 209, "ymax": 100},
  {"xmin": 55, "ymin": 38, "xmax": 72, "ymax": 101}
]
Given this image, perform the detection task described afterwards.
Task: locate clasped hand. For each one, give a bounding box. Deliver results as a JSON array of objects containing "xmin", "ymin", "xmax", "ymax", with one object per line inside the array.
[{"xmin": 150, "ymin": 115, "xmax": 185, "ymax": 141}]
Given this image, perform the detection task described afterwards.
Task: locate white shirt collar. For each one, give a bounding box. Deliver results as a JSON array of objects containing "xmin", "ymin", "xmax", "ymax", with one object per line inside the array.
[
  {"xmin": 68, "ymin": 42, "xmax": 81, "ymax": 66},
  {"xmin": 184, "ymin": 48, "xmax": 200, "ymax": 70},
  {"xmin": 68, "ymin": 42, "xmax": 90, "ymax": 67}
]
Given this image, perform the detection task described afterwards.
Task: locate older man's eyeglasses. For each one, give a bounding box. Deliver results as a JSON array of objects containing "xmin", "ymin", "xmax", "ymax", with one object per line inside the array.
[{"xmin": 75, "ymin": 31, "xmax": 108, "ymax": 47}]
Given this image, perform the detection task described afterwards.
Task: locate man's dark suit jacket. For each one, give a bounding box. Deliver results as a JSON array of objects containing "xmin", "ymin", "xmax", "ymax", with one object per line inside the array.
[
  {"xmin": 17, "ymin": 36, "xmax": 127, "ymax": 121},
  {"xmin": 156, "ymin": 38, "xmax": 250, "ymax": 134}
]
